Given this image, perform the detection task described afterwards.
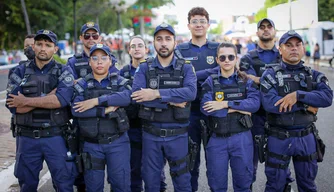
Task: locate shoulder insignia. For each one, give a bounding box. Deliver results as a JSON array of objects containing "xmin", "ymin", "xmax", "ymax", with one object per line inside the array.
[
  {"xmin": 139, "ymin": 59, "xmax": 146, "ymax": 63},
  {"xmin": 185, "ymin": 60, "xmax": 191, "ymax": 64}
]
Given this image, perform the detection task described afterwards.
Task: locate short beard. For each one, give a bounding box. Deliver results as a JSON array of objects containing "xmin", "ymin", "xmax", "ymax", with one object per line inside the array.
[
  {"xmin": 157, "ymin": 49, "xmax": 173, "ymax": 58},
  {"xmin": 36, "ymin": 54, "xmax": 52, "ymax": 61},
  {"xmin": 259, "ymin": 36, "xmax": 274, "ymax": 43}
]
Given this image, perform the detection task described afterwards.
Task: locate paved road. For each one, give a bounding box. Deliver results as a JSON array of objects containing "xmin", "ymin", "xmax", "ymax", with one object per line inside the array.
[{"xmin": 1, "ymin": 62, "xmax": 334, "ymax": 191}]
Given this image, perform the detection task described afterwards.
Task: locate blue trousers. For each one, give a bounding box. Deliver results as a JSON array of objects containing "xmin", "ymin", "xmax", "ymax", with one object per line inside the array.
[
  {"xmin": 265, "ymin": 132, "xmax": 318, "ymax": 192},
  {"xmin": 128, "ymin": 128, "xmax": 167, "ymax": 192},
  {"xmin": 15, "ymin": 136, "xmax": 77, "ymax": 192},
  {"xmin": 83, "ymin": 133, "xmax": 131, "ymax": 192},
  {"xmin": 142, "ymin": 133, "xmax": 191, "ymax": 192},
  {"xmin": 188, "ymin": 112, "xmax": 206, "ymax": 191},
  {"xmin": 206, "ymin": 131, "xmax": 253, "ymax": 192}
]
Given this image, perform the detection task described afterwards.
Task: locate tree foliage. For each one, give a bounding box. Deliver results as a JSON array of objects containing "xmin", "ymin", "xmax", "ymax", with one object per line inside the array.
[
  {"xmin": 254, "ymin": 0, "xmax": 334, "ymax": 23},
  {"xmin": 0, "ymin": 0, "xmax": 174, "ymax": 50}
]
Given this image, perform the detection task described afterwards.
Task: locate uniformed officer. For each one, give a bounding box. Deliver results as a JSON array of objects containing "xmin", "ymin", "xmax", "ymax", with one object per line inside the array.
[
  {"xmin": 260, "ymin": 30, "xmax": 333, "ymax": 192},
  {"xmin": 175, "ymin": 7, "xmax": 219, "ymax": 191},
  {"xmin": 119, "ymin": 35, "xmax": 167, "ymax": 192},
  {"xmin": 67, "ymin": 22, "xmax": 118, "ymax": 81},
  {"xmin": 131, "ymin": 23, "xmax": 197, "ymax": 192},
  {"xmin": 6, "ymin": 29, "xmax": 77, "ymax": 191},
  {"xmin": 72, "ymin": 44, "xmax": 132, "ymax": 192},
  {"xmin": 67, "ymin": 22, "xmax": 118, "ymax": 191},
  {"xmin": 239, "ymin": 18, "xmax": 283, "ymax": 187},
  {"xmin": 201, "ymin": 42, "xmax": 260, "ymax": 191}
]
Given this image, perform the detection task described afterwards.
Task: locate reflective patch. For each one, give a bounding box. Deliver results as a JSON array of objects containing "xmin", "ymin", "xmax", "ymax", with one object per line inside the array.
[
  {"xmin": 6, "ymin": 83, "xmax": 16, "ymax": 93},
  {"xmin": 10, "ymin": 73, "xmax": 22, "ymax": 85},
  {"xmin": 226, "ymin": 93, "xmax": 243, "ymax": 98},
  {"xmin": 163, "ymin": 81, "xmax": 180, "ymax": 86},
  {"xmin": 58, "ymin": 70, "xmax": 70, "ymax": 82},
  {"xmin": 261, "ymin": 80, "xmax": 272, "ymax": 90},
  {"xmin": 184, "ymin": 57, "xmax": 198, "ymax": 61},
  {"xmin": 74, "ymin": 84, "xmax": 84, "ymax": 94},
  {"xmin": 266, "ymin": 74, "xmax": 277, "ymax": 85},
  {"xmin": 206, "ymin": 56, "xmax": 214, "ymax": 65},
  {"xmin": 215, "ymin": 92, "xmax": 224, "ymax": 101},
  {"xmin": 149, "ymin": 78, "xmax": 158, "ymax": 89}
]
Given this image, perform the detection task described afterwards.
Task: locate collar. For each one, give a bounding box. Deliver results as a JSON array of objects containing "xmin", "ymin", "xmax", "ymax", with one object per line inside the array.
[
  {"xmin": 218, "ymin": 69, "xmax": 238, "ymax": 80},
  {"xmin": 257, "ymin": 45, "xmax": 279, "ymax": 53},
  {"xmin": 281, "ymin": 61, "xmax": 305, "ymax": 70},
  {"xmin": 151, "ymin": 56, "xmax": 177, "ymax": 69},
  {"xmin": 189, "ymin": 39, "xmax": 209, "ymax": 48},
  {"xmin": 32, "ymin": 59, "xmax": 56, "ymax": 71}
]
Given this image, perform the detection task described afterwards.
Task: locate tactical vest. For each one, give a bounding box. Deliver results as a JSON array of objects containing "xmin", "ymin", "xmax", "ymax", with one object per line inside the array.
[
  {"xmin": 177, "ymin": 42, "xmax": 219, "ymax": 111},
  {"xmin": 121, "ymin": 64, "xmax": 140, "ymax": 127},
  {"xmin": 138, "ymin": 58, "xmax": 191, "ymax": 123},
  {"xmin": 15, "ymin": 61, "xmax": 70, "ymax": 128},
  {"xmin": 249, "ymin": 50, "xmax": 281, "ymax": 77},
  {"xmin": 208, "ymin": 74, "xmax": 251, "ymax": 134},
  {"xmin": 266, "ymin": 65, "xmax": 317, "ymax": 127},
  {"xmin": 77, "ymin": 73, "xmax": 129, "ymax": 139},
  {"xmin": 74, "ymin": 53, "xmax": 91, "ymax": 78}
]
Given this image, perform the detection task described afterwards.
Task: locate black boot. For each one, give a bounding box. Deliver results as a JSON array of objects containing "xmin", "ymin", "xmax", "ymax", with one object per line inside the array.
[{"xmin": 76, "ymin": 184, "xmax": 86, "ymax": 192}]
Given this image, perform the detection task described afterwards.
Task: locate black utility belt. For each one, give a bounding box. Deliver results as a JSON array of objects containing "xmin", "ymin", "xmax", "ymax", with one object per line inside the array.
[
  {"xmin": 143, "ymin": 125, "xmax": 188, "ymax": 137},
  {"xmin": 16, "ymin": 126, "xmax": 64, "ymax": 138},
  {"xmin": 214, "ymin": 129, "xmax": 249, "ymax": 138},
  {"xmin": 266, "ymin": 123, "xmax": 314, "ymax": 139},
  {"xmin": 83, "ymin": 133, "xmax": 123, "ymax": 144}
]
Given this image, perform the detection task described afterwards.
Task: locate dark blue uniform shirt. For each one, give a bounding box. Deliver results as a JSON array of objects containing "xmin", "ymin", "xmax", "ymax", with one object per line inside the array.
[
  {"xmin": 6, "ymin": 59, "xmax": 74, "ymax": 114},
  {"xmin": 67, "ymin": 51, "xmax": 118, "ymax": 79},
  {"xmin": 261, "ymin": 61, "xmax": 333, "ymax": 115},
  {"xmin": 241, "ymin": 46, "xmax": 280, "ymax": 76},
  {"xmin": 71, "ymin": 73, "xmax": 131, "ymax": 118},
  {"xmin": 132, "ymin": 57, "xmax": 197, "ymax": 141},
  {"xmin": 201, "ymin": 71, "xmax": 260, "ymax": 117}
]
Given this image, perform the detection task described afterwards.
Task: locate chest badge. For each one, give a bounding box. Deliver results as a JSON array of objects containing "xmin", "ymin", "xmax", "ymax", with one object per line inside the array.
[
  {"xmin": 207, "ymin": 56, "xmax": 215, "ymax": 65},
  {"xmin": 149, "ymin": 78, "xmax": 158, "ymax": 89},
  {"xmin": 215, "ymin": 92, "xmax": 224, "ymax": 101}
]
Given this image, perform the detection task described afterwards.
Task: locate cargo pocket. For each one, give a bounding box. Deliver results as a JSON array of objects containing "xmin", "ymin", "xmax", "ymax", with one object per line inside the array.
[{"xmin": 14, "ymin": 153, "xmax": 24, "ymax": 179}]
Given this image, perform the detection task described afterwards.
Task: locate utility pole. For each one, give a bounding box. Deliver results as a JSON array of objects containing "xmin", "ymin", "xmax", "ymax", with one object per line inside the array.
[
  {"xmin": 140, "ymin": 5, "xmax": 145, "ymax": 37},
  {"xmin": 73, "ymin": 0, "xmax": 77, "ymax": 54},
  {"xmin": 288, "ymin": 0, "xmax": 292, "ymax": 30},
  {"xmin": 21, "ymin": 0, "xmax": 31, "ymax": 35}
]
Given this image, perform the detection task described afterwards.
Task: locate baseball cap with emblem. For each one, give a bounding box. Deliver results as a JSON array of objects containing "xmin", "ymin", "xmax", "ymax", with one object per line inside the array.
[
  {"xmin": 81, "ymin": 22, "xmax": 100, "ymax": 34},
  {"xmin": 90, "ymin": 43, "xmax": 112, "ymax": 56},
  {"xmin": 257, "ymin": 18, "xmax": 275, "ymax": 29},
  {"xmin": 34, "ymin": 29, "xmax": 58, "ymax": 44},
  {"xmin": 279, "ymin": 30, "xmax": 303, "ymax": 45},
  {"xmin": 153, "ymin": 23, "xmax": 175, "ymax": 37}
]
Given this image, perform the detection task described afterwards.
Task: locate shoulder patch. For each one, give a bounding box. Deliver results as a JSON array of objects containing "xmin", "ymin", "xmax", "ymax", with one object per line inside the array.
[
  {"xmin": 139, "ymin": 59, "xmax": 146, "ymax": 64},
  {"xmin": 74, "ymin": 83, "xmax": 84, "ymax": 94},
  {"xmin": 185, "ymin": 60, "xmax": 191, "ymax": 64}
]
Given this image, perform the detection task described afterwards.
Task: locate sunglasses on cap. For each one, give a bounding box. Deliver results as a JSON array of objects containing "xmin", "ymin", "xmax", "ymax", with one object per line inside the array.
[
  {"xmin": 83, "ymin": 33, "xmax": 99, "ymax": 40},
  {"xmin": 218, "ymin": 55, "xmax": 236, "ymax": 62}
]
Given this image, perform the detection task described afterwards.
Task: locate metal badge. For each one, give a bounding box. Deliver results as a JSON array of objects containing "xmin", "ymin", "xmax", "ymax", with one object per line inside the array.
[
  {"xmin": 149, "ymin": 78, "xmax": 158, "ymax": 89},
  {"xmin": 96, "ymin": 44, "xmax": 103, "ymax": 48},
  {"xmin": 42, "ymin": 30, "xmax": 50, "ymax": 34},
  {"xmin": 215, "ymin": 92, "xmax": 224, "ymax": 101},
  {"xmin": 288, "ymin": 30, "xmax": 296, "ymax": 35},
  {"xmin": 206, "ymin": 56, "xmax": 214, "ymax": 65}
]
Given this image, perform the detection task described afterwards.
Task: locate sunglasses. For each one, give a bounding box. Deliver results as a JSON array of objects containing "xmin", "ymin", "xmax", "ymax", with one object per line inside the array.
[
  {"xmin": 90, "ymin": 55, "xmax": 109, "ymax": 62},
  {"xmin": 83, "ymin": 33, "xmax": 99, "ymax": 40},
  {"xmin": 218, "ymin": 55, "xmax": 236, "ymax": 62}
]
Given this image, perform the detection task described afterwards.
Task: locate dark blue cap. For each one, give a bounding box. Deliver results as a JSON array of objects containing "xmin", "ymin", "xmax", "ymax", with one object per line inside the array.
[
  {"xmin": 34, "ymin": 29, "xmax": 57, "ymax": 44},
  {"xmin": 153, "ymin": 23, "xmax": 175, "ymax": 36},
  {"xmin": 279, "ymin": 30, "xmax": 303, "ymax": 45},
  {"xmin": 257, "ymin": 18, "xmax": 275, "ymax": 29},
  {"xmin": 89, "ymin": 43, "xmax": 111, "ymax": 56},
  {"xmin": 81, "ymin": 22, "xmax": 100, "ymax": 34}
]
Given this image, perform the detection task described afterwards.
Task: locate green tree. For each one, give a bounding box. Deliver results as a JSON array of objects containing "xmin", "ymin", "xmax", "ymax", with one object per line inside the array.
[{"xmin": 209, "ymin": 21, "xmax": 223, "ymax": 35}]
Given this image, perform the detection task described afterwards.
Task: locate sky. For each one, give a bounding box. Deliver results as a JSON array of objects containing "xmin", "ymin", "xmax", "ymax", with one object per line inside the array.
[{"xmin": 154, "ymin": 0, "xmax": 266, "ymax": 33}]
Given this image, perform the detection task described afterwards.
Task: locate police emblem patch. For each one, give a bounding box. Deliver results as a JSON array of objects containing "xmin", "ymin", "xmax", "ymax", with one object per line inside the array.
[
  {"xmin": 207, "ymin": 56, "xmax": 214, "ymax": 65},
  {"xmin": 43, "ymin": 30, "xmax": 50, "ymax": 34},
  {"xmin": 160, "ymin": 23, "xmax": 168, "ymax": 28},
  {"xmin": 65, "ymin": 76, "xmax": 73, "ymax": 83},
  {"xmin": 149, "ymin": 78, "xmax": 158, "ymax": 89},
  {"xmin": 80, "ymin": 68, "xmax": 87, "ymax": 77},
  {"xmin": 96, "ymin": 44, "xmax": 103, "ymax": 48},
  {"xmin": 86, "ymin": 22, "xmax": 95, "ymax": 27},
  {"xmin": 215, "ymin": 92, "xmax": 224, "ymax": 101}
]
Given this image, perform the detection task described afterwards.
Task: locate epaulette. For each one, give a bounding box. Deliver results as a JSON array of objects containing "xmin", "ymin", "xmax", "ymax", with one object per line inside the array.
[
  {"xmin": 74, "ymin": 53, "xmax": 82, "ymax": 58},
  {"xmin": 208, "ymin": 41, "xmax": 219, "ymax": 49},
  {"xmin": 178, "ymin": 43, "xmax": 190, "ymax": 50}
]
